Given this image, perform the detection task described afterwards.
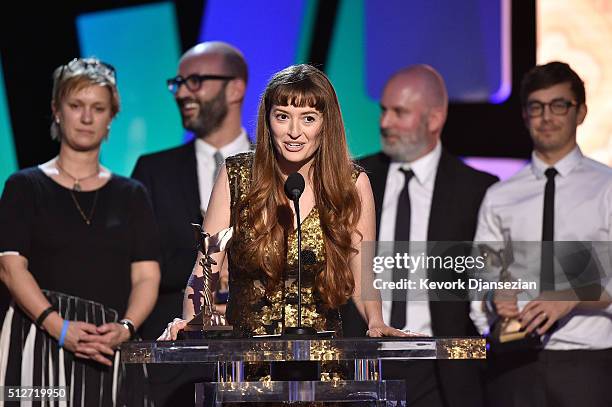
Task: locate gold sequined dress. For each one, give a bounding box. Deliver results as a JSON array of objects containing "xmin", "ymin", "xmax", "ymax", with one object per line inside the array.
[{"xmin": 225, "ymin": 152, "xmax": 357, "ymax": 338}]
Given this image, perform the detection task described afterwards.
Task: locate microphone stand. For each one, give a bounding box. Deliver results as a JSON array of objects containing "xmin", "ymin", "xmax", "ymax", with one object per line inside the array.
[
  {"xmin": 283, "ymin": 194, "xmax": 317, "ymax": 337},
  {"xmin": 272, "ymin": 173, "xmax": 319, "ymax": 382}
]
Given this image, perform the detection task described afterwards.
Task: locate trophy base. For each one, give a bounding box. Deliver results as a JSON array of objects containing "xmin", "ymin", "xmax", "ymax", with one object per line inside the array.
[
  {"xmin": 499, "ymin": 331, "xmax": 529, "ymax": 343},
  {"xmin": 498, "ymin": 319, "xmax": 527, "ymax": 343},
  {"xmin": 177, "ymin": 309, "xmax": 234, "ymax": 339},
  {"xmin": 487, "ymin": 334, "xmax": 542, "ymax": 353},
  {"xmin": 488, "ymin": 318, "xmax": 542, "ymax": 353}
]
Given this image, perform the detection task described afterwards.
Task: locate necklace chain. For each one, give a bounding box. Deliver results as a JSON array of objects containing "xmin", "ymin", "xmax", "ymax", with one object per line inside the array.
[
  {"xmin": 69, "ymin": 189, "xmax": 99, "ymax": 226},
  {"xmin": 55, "ymin": 159, "xmax": 100, "ymax": 192},
  {"xmin": 55, "ymin": 159, "xmax": 101, "ymax": 225}
]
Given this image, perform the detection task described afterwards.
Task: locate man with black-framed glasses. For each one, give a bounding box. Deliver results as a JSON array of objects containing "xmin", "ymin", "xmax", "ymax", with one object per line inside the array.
[
  {"xmin": 131, "ymin": 42, "xmax": 251, "ymax": 406},
  {"xmin": 471, "ymin": 61, "xmax": 612, "ymax": 406}
]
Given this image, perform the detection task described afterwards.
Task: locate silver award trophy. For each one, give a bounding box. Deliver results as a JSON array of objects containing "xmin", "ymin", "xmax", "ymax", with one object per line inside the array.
[
  {"xmin": 182, "ymin": 224, "xmax": 234, "ymax": 338},
  {"xmin": 478, "ymin": 229, "xmax": 531, "ymax": 344}
]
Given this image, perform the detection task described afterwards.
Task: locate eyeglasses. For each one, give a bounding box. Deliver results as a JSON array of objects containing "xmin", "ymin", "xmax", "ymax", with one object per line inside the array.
[
  {"xmin": 60, "ymin": 58, "xmax": 117, "ymax": 84},
  {"xmin": 166, "ymin": 74, "xmax": 235, "ymax": 94},
  {"xmin": 525, "ymin": 99, "xmax": 577, "ymax": 118}
]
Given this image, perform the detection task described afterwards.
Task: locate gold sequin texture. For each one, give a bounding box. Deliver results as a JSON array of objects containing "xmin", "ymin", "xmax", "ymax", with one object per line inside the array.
[
  {"xmin": 224, "ymin": 152, "xmax": 360, "ymax": 381},
  {"xmin": 437, "ymin": 338, "xmax": 487, "ymax": 359},
  {"xmin": 225, "ymin": 152, "xmax": 363, "ymax": 338}
]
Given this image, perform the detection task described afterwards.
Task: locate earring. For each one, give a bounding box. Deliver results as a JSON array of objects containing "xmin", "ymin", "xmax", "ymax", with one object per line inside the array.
[
  {"xmin": 107, "ymin": 124, "xmax": 111, "ymax": 131},
  {"xmin": 55, "ymin": 117, "xmax": 60, "ymax": 124}
]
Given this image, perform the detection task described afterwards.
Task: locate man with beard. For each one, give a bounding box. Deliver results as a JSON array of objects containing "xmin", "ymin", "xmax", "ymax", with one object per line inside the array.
[
  {"xmin": 133, "ymin": 41, "xmax": 250, "ymax": 338},
  {"xmin": 342, "ymin": 65, "xmax": 497, "ymax": 407},
  {"xmin": 131, "ymin": 42, "xmax": 250, "ymax": 406}
]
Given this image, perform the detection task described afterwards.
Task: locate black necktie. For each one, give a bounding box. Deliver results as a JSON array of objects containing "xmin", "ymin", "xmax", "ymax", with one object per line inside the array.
[
  {"xmin": 390, "ymin": 168, "xmax": 415, "ymax": 329},
  {"xmin": 540, "ymin": 167, "xmax": 558, "ymax": 292}
]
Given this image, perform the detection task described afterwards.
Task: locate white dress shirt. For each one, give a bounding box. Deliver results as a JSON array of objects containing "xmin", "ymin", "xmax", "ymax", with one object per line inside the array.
[
  {"xmin": 380, "ymin": 142, "xmax": 442, "ymax": 335},
  {"xmin": 195, "ymin": 129, "xmax": 251, "ymax": 213},
  {"xmin": 470, "ymin": 146, "xmax": 612, "ymax": 350}
]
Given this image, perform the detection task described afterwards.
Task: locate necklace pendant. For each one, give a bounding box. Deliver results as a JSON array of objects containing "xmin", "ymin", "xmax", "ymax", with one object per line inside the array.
[{"xmin": 73, "ymin": 182, "xmax": 81, "ymax": 192}]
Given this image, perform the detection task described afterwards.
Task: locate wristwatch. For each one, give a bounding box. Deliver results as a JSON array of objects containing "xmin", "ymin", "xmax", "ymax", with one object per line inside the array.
[{"xmin": 119, "ymin": 318, "xmax": 136, "ymax": 340}]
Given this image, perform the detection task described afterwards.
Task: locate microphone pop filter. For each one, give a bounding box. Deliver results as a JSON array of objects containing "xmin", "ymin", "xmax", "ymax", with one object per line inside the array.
[{"xmin": 284, "ymin": 172, "xmax": 305, "ymax": 200}]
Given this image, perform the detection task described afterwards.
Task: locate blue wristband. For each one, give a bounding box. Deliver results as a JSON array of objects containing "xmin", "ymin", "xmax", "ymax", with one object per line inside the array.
[{"xmin": 58, "ymin": 320, "xmax": 70, "ymax": 348}]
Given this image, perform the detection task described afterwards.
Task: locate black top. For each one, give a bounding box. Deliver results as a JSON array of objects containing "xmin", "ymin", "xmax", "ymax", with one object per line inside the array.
[{"xmin": 0, "ymin": 167, "xmax": 160, "ymax": 317}]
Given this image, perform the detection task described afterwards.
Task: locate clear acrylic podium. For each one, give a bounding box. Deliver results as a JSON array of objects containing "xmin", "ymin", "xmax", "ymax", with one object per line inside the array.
[{"xmin": 121, "ymin": 337, "xmax": 485, "ymax": 405}]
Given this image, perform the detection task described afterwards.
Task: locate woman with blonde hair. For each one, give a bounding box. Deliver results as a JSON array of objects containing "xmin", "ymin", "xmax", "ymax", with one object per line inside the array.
[{"xmin": 0, "ymin": 57, "xmax": 160, "ymax": 406}]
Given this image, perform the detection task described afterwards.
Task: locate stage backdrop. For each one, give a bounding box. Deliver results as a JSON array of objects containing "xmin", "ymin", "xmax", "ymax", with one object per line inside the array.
[
  {"xmin": 1, "ymin": 0, "xmax": 610, "ymax": 195},
  {"xmin": 537, "ymin": 0, "xmax": 612, "ymax": 166}
]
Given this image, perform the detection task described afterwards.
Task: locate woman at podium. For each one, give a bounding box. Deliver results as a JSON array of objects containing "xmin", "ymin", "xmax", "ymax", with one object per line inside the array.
[{"xmin": 162, "ymin": 64, "xmax": 407, "ymax": 341}]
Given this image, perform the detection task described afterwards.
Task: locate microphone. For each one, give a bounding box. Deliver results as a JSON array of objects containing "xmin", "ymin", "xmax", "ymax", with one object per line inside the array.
[
  {"xmin": 282, "ymin": 172, "xmax": 316, "ymax": 337},
  {"xmin": 284, "ymin": 172, "xmax": 305, "ymax": 201}
]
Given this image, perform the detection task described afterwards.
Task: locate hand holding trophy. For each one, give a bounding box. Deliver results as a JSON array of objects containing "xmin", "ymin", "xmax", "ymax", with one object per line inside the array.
[
  {"xmin": 180, "ymin": 224, "xmax": 234, "ymax": 338},
  {"xmin": 478, "ymin": 229, "xmax": 541, "ymax": 351}
]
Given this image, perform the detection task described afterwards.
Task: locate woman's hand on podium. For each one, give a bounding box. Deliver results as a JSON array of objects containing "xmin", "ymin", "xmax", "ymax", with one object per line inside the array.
[
  {"xmin": 157, "ymin": 318, "xmax": 188, "ymax": 341},
  {"xmin": 366, "ymin": 323, "xmax": 426, "ymax": 337}
]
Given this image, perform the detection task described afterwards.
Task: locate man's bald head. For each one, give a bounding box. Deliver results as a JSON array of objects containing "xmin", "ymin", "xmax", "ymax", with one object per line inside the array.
[
  {"xmin": 385, "ymin": 64, "xmax": 448, "ymax": 117},
  {"xmin": 379, "ymin": 65, "xmax": 448, "ymax": 162},
  {"xmin": 181, "ymin": 41, "xmax": 248, "ymax": 84}
]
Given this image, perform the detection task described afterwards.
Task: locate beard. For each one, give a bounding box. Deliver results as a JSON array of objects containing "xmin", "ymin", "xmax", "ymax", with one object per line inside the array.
[
  {"xmin": 381, "ymin": 114, "xmax": 431, "ymax": 162},
  {"xmin": 180, "ymin": 85, "xmax": 229, "ymax": 138}
]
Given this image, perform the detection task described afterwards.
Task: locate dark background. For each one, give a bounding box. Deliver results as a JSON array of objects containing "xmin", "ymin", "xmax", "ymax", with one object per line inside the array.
[{"xmin": 0, "ymin": 0, "xmax": 535, "ymax": 170}]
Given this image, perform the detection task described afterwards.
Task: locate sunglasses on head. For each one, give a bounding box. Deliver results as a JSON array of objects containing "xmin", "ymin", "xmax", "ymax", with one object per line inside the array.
[{"xmin": 60, "ymin": 58, "xmax": 117, "ymax": 84}]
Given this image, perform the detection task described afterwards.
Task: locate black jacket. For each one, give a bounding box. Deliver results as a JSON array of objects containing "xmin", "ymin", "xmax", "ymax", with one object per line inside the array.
[
  {"xmin": 343, "ymin": 148, "xmax": 498, "ymax": 407},
  {"xmin": 358, "ymin": 149, "xmax": 498, "ymax": 335},
  {"xmin": 131, "ymin": 141, "xmax": 202, "ymax": 339}
]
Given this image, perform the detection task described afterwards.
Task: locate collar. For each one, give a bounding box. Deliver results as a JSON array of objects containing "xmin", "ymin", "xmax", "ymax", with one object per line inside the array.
[
  {"xmin": 530, "ymin": 145, "xmax": 583, "ymax": 179},
  {"xmin": 389, "ymin": 141, "xmax": 441, "ymax": 187},
  {"xmin": 195, "ymin": 128, "xmax": 250, "ymax": 157}
]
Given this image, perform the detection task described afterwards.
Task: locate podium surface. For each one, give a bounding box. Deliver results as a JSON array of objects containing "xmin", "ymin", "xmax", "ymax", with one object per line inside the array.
[
  {"xmin": 121, "ymin": 337, "xmax": 485, "ymax": 405},
  {"xmin": 122, "ymin": 337, "xmax": 485, "ymax": 364}
]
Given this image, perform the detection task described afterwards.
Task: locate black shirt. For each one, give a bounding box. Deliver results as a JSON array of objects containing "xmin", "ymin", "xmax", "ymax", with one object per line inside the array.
[{"xmin": 0, "ymin": 167, "xmax": 160, "ymax": 317}]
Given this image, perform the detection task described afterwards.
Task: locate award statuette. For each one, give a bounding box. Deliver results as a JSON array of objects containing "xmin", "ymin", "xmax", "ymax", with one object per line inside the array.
[
  {"xmin": 181, "ymin": 225, "xmax": 234, "ymax": 338},
  {"xmin": 478, "ymin": 230, "xmax": 540, "ymax": 349}
]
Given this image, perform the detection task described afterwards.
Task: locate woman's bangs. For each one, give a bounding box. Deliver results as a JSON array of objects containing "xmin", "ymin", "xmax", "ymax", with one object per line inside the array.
[{"xmin": 270, "ymin": 82, "xmax": 326, "ymax": 112}]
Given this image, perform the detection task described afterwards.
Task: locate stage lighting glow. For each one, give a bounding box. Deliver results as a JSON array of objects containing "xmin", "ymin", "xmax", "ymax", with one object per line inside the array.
[
  {"xmin": 198, "ymin": 0, "xmax": 317, "ymax": 140},
  {"xmin": 76, "ymin": 2, "xmax": 183, "ymax": 176},
  {"xmin": 327, "ymin": 0, "xmax": 512, "ymax": 158},
  {"xmin": 0, "ymin": 56, "xmax": 18, "ymax": 195},
  {"xmin": 537, "ymin": 0, "xmax": 612, "ymax": 166}
]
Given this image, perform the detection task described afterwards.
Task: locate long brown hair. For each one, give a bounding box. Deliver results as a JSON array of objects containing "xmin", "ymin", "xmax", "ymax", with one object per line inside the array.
[{"xmin": 235, "ymin": 64, "xmax": 361, "ymax": 309}]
